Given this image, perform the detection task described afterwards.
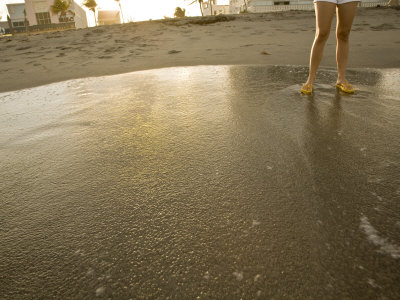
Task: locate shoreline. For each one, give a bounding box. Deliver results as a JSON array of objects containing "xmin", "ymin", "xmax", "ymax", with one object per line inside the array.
[{"xmin": 1, "ymin": 7, "xmax": 399, "ymax": 93}]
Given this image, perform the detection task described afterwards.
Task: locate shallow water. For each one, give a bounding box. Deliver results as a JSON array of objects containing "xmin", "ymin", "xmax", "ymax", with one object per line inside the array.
[{"xmin": 1, "ymin": 65, "xmax": 399, "ymax": 299}]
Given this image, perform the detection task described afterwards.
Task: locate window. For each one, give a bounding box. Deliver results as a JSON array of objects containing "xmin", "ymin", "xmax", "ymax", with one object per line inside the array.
[
  {"xmin": 274, "ymin": 1, "xmax": 290, "ymax": 4},
  {"xmin": 36, "ymin": 12, "xmax": 51, "ymax": 25},
  {"xmin": 12, "ymin": 21, "xmax": 25, "ymax": 28}
]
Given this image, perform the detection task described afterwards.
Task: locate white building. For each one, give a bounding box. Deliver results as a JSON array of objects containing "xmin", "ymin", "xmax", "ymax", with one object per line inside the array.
[
  {"xmin": 202, "ymin": 1, "xmax": 230, "ymax": 15},
  {"xmin": 24, "ymin": 0, "xmax": 88, "ymax": 29},
  {"xmin": 6, "ymin": 3, "xmax": 26, "ymax": 29},
  {"xmin": 246, "ymin": 0, "xmax": 388, "ymax": 13},
  {"xmin": 229, "ymin": 0, "xmax": 247, "ymax": 14},
  {"xmin": 97, "ymin": 10, "xmax": 121, "ymax": 25}
]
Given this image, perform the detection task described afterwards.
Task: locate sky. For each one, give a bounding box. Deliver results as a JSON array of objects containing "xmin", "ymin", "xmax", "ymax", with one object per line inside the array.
[
  {"xmin": 0, "ymin": 0, "xmax": 23, "ymax": 21},
  {"xmin": 86, "ymin": 0, "xmax": 230, "ymax": 22},
  {"xmin": 0, "ymin": 0, "xmax": 230, "ymax": 24}
]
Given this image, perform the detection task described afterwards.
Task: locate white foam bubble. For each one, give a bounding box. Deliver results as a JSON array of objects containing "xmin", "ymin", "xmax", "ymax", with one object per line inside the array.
[
  {"xmin": 233, "ymin": 271, "xmax": 243, "ymax": 281},
  {"xmin": 360, "ymin": 215, "xmax": 400, "ymax": 259},
  {"xmin": 87, "ymin": 268, "xmax": 94, "ymax": 276},
  {"xmin": 367, "ymin": 278, "xmax": 379, "ymax": 288},
  {"xmin": 96, "ymin": 287, "xmax": 105, "ymax": 297},
  {"xmin": 370, "ymin": 192, "xmax": 383, "ymax": 201},
  {"xmin": 360, "ymin": 147, "xmax": 367, "ymax": 157},
  {"xmin": 204, "ymin": 271, "xmax": 210, "ymax": 280}
]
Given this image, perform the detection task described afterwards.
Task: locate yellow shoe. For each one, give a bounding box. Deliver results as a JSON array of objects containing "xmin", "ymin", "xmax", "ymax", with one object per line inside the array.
[
  {"xmin": 301, "ymin": 83, "xmax": 313, "ymax": 94},
  {"xmin": 336, "ymin": 82, "xmax": 355, "ymax": 94}
]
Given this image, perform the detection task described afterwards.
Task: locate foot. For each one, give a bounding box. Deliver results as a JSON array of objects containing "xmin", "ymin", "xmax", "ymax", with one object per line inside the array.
[
  {"xmin": 301, "ymin": 83, "xmax": 314, "ymax": 94},
  {"xmin": 336, "ymin": 81, "xmax": 355, "ymax": 94}
]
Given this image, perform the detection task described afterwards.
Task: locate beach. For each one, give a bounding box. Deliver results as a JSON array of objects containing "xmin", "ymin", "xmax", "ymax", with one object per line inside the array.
[
  {"xmin": 0, "ymin": 7, "xmax": 399, "ymax": 93},
  {"xmin": 1, "ymin": 6, "xmax": 400, "ymax": 299}
]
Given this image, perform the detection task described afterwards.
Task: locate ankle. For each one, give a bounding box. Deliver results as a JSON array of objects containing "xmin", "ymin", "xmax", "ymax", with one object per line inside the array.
[{"xmin": 304, "ymin": 80, "xmax": 314, "ymax": 85}]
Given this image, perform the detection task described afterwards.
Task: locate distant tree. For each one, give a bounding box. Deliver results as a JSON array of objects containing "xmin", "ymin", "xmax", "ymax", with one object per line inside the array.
[
  {"xmin": 209, "ymin": 0, "xmax": 215, "ymax": 16},
  {"xmin": 24, "ymin": 9, "xmax": 29, "ymax": 34},
  {"xmin": 242, "ymin": 0, "xmax": 249, "ymax": 13},
  {"xmin": 51, "ymin": 0, "xmax": 75, "ymax": 22},
  {"xmin": 83, "ymin": 0, "xmax": 98, "ymax": 25},
  {"xmin": 174, "ymin": 7, "xmax": 186, "ymax": 18},
  {"xmin": 115, "ymin": 0, "xmax": 124, "ymax": 23},
  {"xmin": 187, "ymin": 0, "xmax": 204, "ymax": 17}
]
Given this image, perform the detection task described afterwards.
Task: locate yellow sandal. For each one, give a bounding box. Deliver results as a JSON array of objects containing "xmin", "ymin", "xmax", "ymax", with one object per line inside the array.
[
  {"xmin": 336, "ymin": 82, "xmax": 355, "ymax": 94},
  {"xmin": 301, "ymin": 83, "xmax": 314, "ymax": 95}
]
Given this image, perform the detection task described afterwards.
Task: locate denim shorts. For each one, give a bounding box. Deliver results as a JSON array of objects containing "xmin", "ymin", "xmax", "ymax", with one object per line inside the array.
[{"xmin": 314, "ymin": 0, "xmax": 360, "ymax": 4}]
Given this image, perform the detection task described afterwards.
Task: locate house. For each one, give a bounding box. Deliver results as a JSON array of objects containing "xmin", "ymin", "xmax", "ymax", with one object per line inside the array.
[
  {"xmin": 229, "ymin": 0, "xmax": 247, "ymax": 14},
  {"xmin": 202, "ymin": 1, "xmax": 230, "ymax": 16},
  {"xmin": 24, "ymin": 0, "xmax": 88, "ymax": 29},
  {"xmin": 245, "ymin": 0, "xmax": 313, "ymax": 12},
  {"xmin": 245, "ymin": 0, "xmax": 387, "ymax": 13},
  {"xmin": 97, "ymin": 10, "xmax": 121, "ymax": 25},
  {"xmin": 6, "ymin": 3, "xmax": 26, "ymax": 29}
]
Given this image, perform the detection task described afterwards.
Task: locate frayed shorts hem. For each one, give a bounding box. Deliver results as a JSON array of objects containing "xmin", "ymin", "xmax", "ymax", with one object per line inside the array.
[{"xmin": 314, "ymin": 0, "xmax": 360, "ymax": 4}]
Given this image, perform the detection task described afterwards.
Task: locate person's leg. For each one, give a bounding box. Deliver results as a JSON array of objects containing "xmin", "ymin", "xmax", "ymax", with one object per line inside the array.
[
  {"xmin": 302, "ymin": 1, "xmax": 336, "ymax": 93},
  {"xmin": 336, "ymin": 1, "xmax": 358, "ymax": 87}
]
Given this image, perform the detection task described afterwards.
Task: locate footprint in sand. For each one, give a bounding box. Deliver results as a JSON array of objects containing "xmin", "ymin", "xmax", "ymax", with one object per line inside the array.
[
  {"xmin": 16, "ymin": 46, "xmax": 31, "ymax": 51},
  {"xmin": 92, "ymin": 28, "xmax": 105, "ymax": 34},
  {"xmin": 17, "ymin": 51, "xmax": 34, "ymax": 55},
  {"xmin": 104, "ymin": 48, "xmax": 116, "ymax": 53},
  {"xmin": 55, "ymin": 46, "xmax": 73, "ymax": 50},
  {"xmin": 168, "ymin": 50, "xmax": 181, "ymax": 54},
  {"xmin": 46, "ymin": 35, "xmax": 61, "ymax": 39},
  {"xmin": 370, "ymin": 24, "xmax": 397, "ymax": 31}
]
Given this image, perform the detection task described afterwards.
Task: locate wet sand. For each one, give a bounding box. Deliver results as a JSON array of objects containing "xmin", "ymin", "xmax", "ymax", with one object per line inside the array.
[
  {"xmin": 1, "ymin": 65, "xmax": 399, "ymax": 298},
  {"xmin": 0, "ymin": 7, "xmax": 400, "ymax": 93}
]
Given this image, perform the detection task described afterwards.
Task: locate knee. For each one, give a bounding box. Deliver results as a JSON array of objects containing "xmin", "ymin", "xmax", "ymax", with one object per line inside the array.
[
  {"xmin": 337, "ymin": 29, "xmax": 351, "ymax": 42},
  {"xmin": 315, "ymin": 30, "xmax": 330, "ymax": 43}
]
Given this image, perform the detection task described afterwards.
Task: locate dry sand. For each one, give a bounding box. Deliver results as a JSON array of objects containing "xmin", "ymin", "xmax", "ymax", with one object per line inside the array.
[{"xmin": 0, "ymin": 7, "xmax": 399, "ymax": 93}]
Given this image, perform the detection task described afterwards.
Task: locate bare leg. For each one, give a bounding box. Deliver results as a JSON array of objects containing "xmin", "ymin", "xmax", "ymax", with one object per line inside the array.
[
  {"xmin": 336, "ymin": 2, "xmax": 358, "ymax": 85},
  {"xmin": 304, "ymin": 2, "xmax": 336, "ymax": 88}
]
